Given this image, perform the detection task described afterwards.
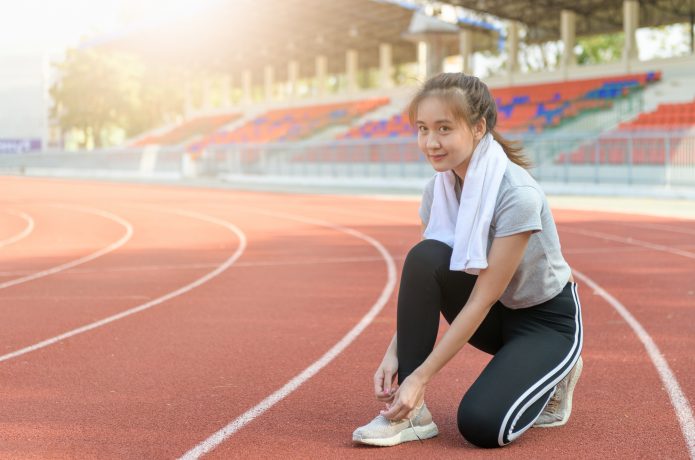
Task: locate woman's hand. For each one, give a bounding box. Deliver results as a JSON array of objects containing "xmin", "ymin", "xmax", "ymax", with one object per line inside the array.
[
  {"xmin": 373, "ymin": 353, "xmax": 399, "ymax": 402},
  {"xmin": 380, "ymin": 373, "xmax": 426, "ymax": 421}
]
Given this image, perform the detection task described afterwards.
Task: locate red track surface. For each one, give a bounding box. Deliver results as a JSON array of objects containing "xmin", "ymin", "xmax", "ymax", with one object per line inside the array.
[{"xmin": 0, "ymin": 176, "xmax": 692, "ymax": 459}]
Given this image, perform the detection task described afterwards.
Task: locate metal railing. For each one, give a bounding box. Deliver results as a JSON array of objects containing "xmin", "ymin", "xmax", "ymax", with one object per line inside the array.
[{"xmin": 2, "ymin": 130, "xmax": 694, "ymax": 188}]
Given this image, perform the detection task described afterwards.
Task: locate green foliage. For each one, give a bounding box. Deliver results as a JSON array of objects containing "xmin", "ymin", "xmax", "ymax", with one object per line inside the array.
[
  {"xmin": 128, "ymin": 64, "xmax": 185, "ymax": 136},
  {"xmin": 576, "ymin": 33, "xmax": 624, "ymax": 65},
  {"xmin": 50, "ymin": 48, "xmax": 184, "ymax": 148}
]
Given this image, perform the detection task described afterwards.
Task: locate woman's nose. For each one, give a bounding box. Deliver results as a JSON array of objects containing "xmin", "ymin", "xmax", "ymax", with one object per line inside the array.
[{"xmin": 426, "ymin": 136, "xmax": 440, "ymax": 149}]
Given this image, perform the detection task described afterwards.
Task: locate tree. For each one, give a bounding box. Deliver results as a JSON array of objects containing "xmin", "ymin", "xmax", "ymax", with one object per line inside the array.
[
  {"xmin": 50, "ymin": 48, "xmax": 185, "ymax": 148},
  {"xmin": 127, "ymin": 63, "xmax": 186, "ymax": 137},
  {"xmin": 50, "ymin": 49, "xmax": 143, "ymax": 148},
  {"xmin": 576, "ymin": 33, "xmax": 624, "ymax": 65}
]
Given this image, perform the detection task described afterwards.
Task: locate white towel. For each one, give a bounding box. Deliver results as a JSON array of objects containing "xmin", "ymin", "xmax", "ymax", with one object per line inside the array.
[{"xmin": 423, "ymin": 132, "xmax": 509, "ymax": 274}]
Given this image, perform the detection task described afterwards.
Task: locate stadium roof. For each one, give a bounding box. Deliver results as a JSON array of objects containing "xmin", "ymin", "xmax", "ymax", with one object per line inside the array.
[
  {"xmin": 438, "ymin": 0, "xmax": 695, "ymax": 42},
  {"xmin": 93, "ymin": 0, "xmax": 694, "ymax": 77},
  {"xmin": 94, "ymin": 0, "xmax": 497, "ymax": 79}
]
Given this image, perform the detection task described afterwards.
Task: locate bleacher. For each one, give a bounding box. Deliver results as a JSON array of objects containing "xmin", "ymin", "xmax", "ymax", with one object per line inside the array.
[
  {"xmin": 557, "ymin": 98, "xmax": 695, "ymax": 165},
  {"xmin": 494, "ymin": 73, "xmax": 659, "ymax": 132},
  {"xmin": 131, "ymin": 72, "xmax": 659, "ymax": 157},
  {"xmin": 286, "ymin": 72, "xmax": 663, "ymax": 166},
  {"xmin": 339, "ymin": 110, "xmax": 415, "ymax": 139},
  {"xmin": 128, "ymin": 72, "xmax": 673, "ymax": 170},
  {"xmin": 336, "ymin": 72, "xmax": 660, "ymax": 142},
  {"xmin": 189, "ymin": 98, "xmax": 389, "ymax": 152},
  {"xmin": 620, "ymin": 100, "xmax": 695, "ymax": 130},
  {"xmin": 132, "ymin": 113, "xmax": 241, "ymax": 147}
]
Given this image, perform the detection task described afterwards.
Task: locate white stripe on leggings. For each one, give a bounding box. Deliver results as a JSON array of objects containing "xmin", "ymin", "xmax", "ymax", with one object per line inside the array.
[{"xmin": 497, "ymin": 283, "xmax": 584, "ymax": 446}]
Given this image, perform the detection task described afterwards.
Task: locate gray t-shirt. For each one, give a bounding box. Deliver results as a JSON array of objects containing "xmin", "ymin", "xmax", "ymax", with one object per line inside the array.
[{"xmin": 419, "ymin": 162, "xmax": 572, "ymax": 309}]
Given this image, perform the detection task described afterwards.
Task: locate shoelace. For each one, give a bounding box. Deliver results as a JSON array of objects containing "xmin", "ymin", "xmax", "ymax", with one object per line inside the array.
[
  {"xmin": 544, "ymin": 385, "xmax": 563, "ymax": 413},
  {"xmin": 407, "ymin": 417, "xmax": 424, "ymax": 443},
  {"xmin": 544, "ymin": 395, "xmax": 560, "ymax": 413}
]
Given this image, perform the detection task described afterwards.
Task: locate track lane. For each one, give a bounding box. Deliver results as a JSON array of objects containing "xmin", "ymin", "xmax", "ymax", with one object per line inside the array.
[
  {"xmin": 0, "ymin": 205, "xmax": 236, "ymax": 353},
  {"xmin": 0, "ymin": 205, "xmax": 133, "ymax": 290},
  {"xmin": 0, "ymin": 200, "xmax": 390, "ymax": 459},
  {"xmin": 1, "ymin": 177, "xmax": 693, "ymax": 459},
  {"xmin": 0, "ymin": 210, "xmax": 34, "ymax": 249},
  {"xmin": 0, "ymin": 205, "xmax": 126, "ymax": 284},
  {"xmin": 207, "ymin": 199, "xmax": 692, "ymax": 459}
]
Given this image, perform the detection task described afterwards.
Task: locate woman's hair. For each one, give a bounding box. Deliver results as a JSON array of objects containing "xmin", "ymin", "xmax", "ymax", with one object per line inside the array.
[{"xmin": 408, "ymin": 72, "xmax": 531, "ymax": 169}]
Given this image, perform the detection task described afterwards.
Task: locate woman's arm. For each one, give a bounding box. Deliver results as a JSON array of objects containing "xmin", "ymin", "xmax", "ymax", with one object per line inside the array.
[
  {"xmin": 414, "ymin": 231, "xmax": 532, "ymax": 383},
  {"xmin": 374, "ymin": 332, "xmax": 399, "ymax": 401},
  {"xmin": 381, "ymin": 230, "xmax": 532, "ymax": 420}
]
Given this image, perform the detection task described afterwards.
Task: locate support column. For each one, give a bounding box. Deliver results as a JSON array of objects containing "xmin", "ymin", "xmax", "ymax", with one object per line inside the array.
[
  {"xmin": 561, "ymin": 10, "xmax": 577, "ymax": 75},
  {"xmin": 315, "ymin": 55, "xmax": 327, "ymax": 97},
  {"xmin": 417, "ymin": 38, "xmax": 445, "ymax": 81},
  {"xmin": 242, "ymin": 70, "xmax": 252, "ymax": 104},
  {"xmin": 425, "ymin": 38, "xmax": 445, "ymax": 79},
  {"xmin": 459, "ymin": 29, "xmax": 474, "ymax": 75},
  {"xmin": 507, "ymin": 21, "xmax": 520, "ymax": 75},
  {"xmin": 417, "ymin": 41, "xmax": 428, "ymax": 82},
  {"xmin": 264, "ymin": 65, "xmax": 274, "ymax": 101},
  {"xmin": 623, "ymin": 0, "xmax": 639, "ymax": 67},
  {"xmin": 346, "ymin": 49, "xmax": 358, "ymax": 93},
  {"xmin": 379, "ymin": 43, "xmax": 394, "ymax": 88},
  {"xmin": 287, "ymin": 60, "xmax": 299, "ymax": 100}
]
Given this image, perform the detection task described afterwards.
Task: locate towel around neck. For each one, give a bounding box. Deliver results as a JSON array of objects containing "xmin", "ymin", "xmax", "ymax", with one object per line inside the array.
[{"xmin": 423, "ymin": 132, "xmax": 510, "ymax": 274}]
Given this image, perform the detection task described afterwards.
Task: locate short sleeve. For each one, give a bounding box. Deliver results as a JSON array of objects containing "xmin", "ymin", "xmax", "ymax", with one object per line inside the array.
[
  {"xmin": 419, "ymin": 176, "xmax": 436, "ymax": 226},
  {"xmin": 493, "ymin": 185, "xmax": 543, "ymax": 237}
]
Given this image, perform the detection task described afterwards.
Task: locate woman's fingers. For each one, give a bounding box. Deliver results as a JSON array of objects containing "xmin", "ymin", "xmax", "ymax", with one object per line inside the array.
[
  {"xmin": 376, "ymin": 391, "xmax": 396, "ymax": 403},
  {"xmin": 380, "ymin": 391, "xmax": 417, "ymax": 421},
  {"xmin": 375, "ymin": 368, "xmax": 398, "ymax": 400},
  {"xmin": 381, "ymin": 399, "xmax": 407, "ymax": 421},
  {"xmin": 373, "ymin": 371, "xmax": 384, "ymax": 397},
  {"xmin": 383, "ymin": 367, "xmax": 398, "ymax": 393},
  {"xmin": 383, "ymin": 373, "xmax": 392, "ymax": 395}
]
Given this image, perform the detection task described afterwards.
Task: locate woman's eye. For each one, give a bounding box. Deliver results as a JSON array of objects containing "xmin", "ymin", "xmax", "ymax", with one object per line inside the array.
[
  {"xmin": 439, "ymin": 126, "xmax": 450, "ymax": 132},
  {"xmin": 418, "ymin": 126, "xmax": 427, "ymax": 132}
]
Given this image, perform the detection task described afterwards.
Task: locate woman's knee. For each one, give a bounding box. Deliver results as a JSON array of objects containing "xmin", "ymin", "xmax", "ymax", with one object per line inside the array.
[
  {"xmin": 457, "ymin": 397, "xmax": 507, "ymax": 448},
  {"xmin": 403, "ymin": 239, "xmax": 451, "ymax": 273}
]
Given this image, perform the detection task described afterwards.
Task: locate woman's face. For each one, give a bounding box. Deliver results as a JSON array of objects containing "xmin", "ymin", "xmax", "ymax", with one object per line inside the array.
[{"xmin": 415, "ymin": 96, "xmax": 485, "ymax": 179}]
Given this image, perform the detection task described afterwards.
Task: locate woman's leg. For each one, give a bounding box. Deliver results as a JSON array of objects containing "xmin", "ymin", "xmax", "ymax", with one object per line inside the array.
[
  {"xmin": 396, "ymin": 239, "xmax": 504, "ymax": 384},
  {"xmin": 457, "ymin": 283, "xmax": 583, "ymax": 448}
]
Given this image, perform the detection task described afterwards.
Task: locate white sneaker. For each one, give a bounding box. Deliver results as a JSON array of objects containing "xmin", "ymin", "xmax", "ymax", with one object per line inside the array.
[
  {"xmin": 352, "ymin": 403, "xmax": 439, "ymax": 446},
  {"xmin": 534, "ymin": 356, "xmax": 583, "ymax": 428}
]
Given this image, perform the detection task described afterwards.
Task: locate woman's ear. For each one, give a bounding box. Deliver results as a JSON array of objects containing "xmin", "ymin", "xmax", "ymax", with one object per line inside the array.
[{"xmin": 474, "ymin": 118, "xmax": 486, "ymax": 141}]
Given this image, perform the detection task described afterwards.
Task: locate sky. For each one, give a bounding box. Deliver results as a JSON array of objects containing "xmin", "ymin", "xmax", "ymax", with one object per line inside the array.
[{"xmin": 0, "ymin": 0, "xmax": 220, "ymax": 56}]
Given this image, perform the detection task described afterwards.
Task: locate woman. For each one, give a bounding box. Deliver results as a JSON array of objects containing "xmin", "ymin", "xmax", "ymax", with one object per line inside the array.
[{"xmin": 352, "ymin": 73, "xmax": 583, "ymax": 448}]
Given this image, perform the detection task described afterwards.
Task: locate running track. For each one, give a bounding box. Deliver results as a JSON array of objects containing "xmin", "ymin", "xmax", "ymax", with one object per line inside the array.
[{"xmin": 0, "ymin": 176, "xmax": 693, "ymax": 459}]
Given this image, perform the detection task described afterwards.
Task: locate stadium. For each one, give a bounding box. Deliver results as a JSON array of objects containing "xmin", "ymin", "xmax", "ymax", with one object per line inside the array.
[{"xmin": 0, "ymin": 0, "xmax": 694, "ymax": 458}]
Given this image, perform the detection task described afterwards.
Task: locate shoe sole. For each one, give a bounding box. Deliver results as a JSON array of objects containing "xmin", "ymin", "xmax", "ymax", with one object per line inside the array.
[
  {"xmin": 352, "ymin": 422, "xmax": 439, "ymax": 446},
  {"xmin": 535, "ymin": 357, "xmax": 583, "ymax": 428}
]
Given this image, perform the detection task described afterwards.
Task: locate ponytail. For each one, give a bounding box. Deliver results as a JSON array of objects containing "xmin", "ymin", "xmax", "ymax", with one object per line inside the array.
[{"xmin": 491, "ymin": 129, "xmax": 531, "ymax": 169}]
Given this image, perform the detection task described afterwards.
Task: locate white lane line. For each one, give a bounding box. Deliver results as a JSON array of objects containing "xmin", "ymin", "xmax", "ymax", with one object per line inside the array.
[
  {"xmin": 0, "ymin": 256, "xmax": 393, "ymax": 277},
  {"xmin": 621, "ymin": 221, "xmax": 695, "ymax": 236},
  {"xmin": 0, "ymin": 205, "xmax": 133, "ymax": 290},
  {"xmin": 0, "ymin": 209, "xmax": 246, "ymax": 363},
  {"xmin": 564, "ymin": 246, "xmax": 650, "ymax": 255},
  {"xmin": 574, "ymin": 270, "xmax": 695, "ymax": 459},
  {"xmin": 0, "ymin": 210, "xmax": 35, "ymax": 249},
  {"xmin": 178, "ymin": 209, "xmax": 397, "ymax": 460},
  {"xmin": 560, "ymin": 227, "xmax": 695, "ymax": 260}
]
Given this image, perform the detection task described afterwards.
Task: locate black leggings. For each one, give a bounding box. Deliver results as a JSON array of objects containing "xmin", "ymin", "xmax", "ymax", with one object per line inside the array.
[{"xmin": 397, "ymin": 239, "xmax": 583, "ymax": 448}]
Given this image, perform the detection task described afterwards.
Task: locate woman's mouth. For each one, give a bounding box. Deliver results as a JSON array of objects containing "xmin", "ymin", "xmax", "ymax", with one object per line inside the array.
[{"xmin": 429, "ymin": 153, "xmax": 447, "ymax": 162}]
